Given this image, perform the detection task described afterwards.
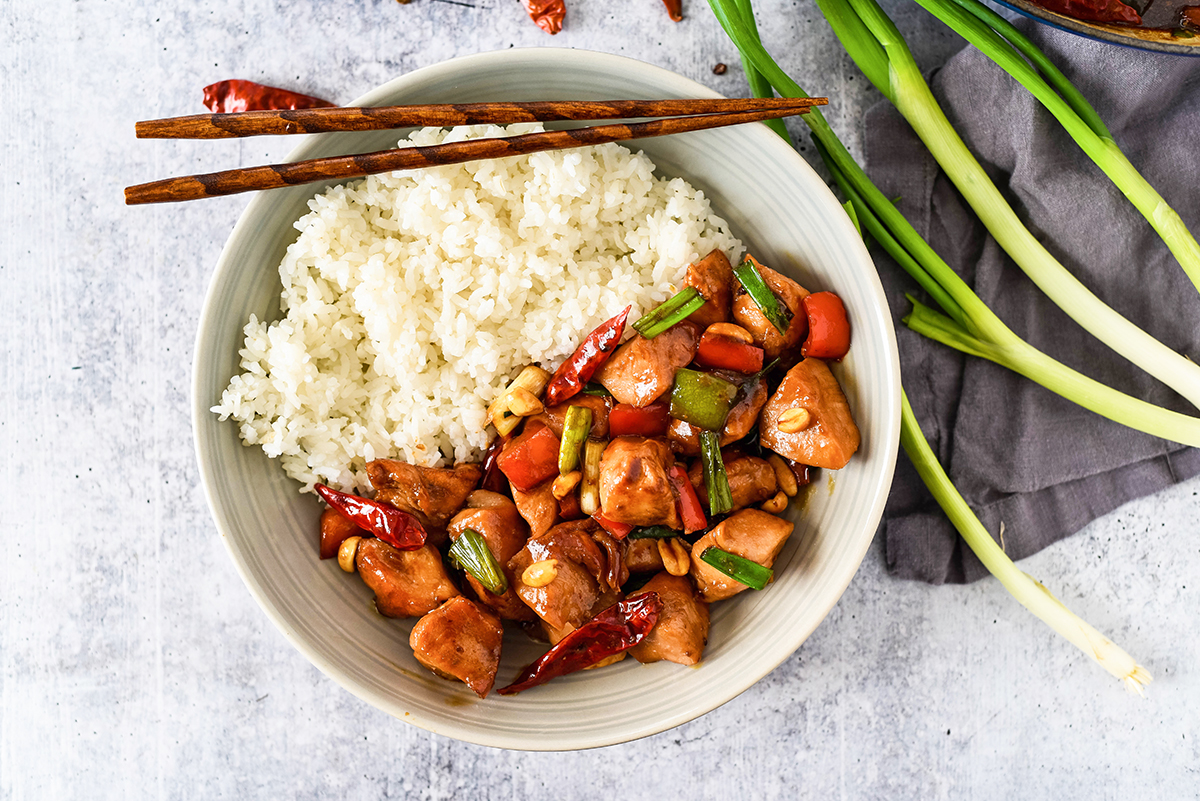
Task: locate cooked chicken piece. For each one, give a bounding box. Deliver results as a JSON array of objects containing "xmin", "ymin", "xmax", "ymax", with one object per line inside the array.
[
  {"xmin": 760, "ymin": 358, "xmax": 860, "ymax": 469},
  {"xmin": 598, "ymin": 436, "xmax": 681, "ymax": 529},
  {"xmin": 509, "ymin": 520, "xmax": 621, "ymax": 631},
  {"xmin": 511, "ymin": 476, "xmax": 559, "ymax": 539},
  {"xmin": 595, "ymin": 322, "xmax": 700, "ymax": 407},
  {"xmin": 367, "ymin": 460, "xmax": 482, "ymax": 529},
  {"xmin": 623, "ymin": 537, "xmax": 665, "ymax": 574},
  {"xmin": 668, "ymin": 378, "xmax": 770, "ymax": 456},
  {"xmin": 683, "ymin": 250, "xmax": 734, "ymax": 328},
  {"xmin": 356, "ymin": 538, "xmax": 460, "ymax": 617},
  {"xmin": 732, "ymin": 261, "xmax": 810, "ymax": 361},
  {"xmin": 319, "ymin": 507, "xmax": 366, "ymax": 560},
  {"xmin": 628, "ymin": 572, "xmax": 710, "ymax": 666},
  {"xmin": 410, "ymin": 597, "xmax": 504, "ymax": 698},
  {"xmin": 449, "ymin": 496, "xmax": 535, "ymax": 622},
  {"xmin": 688, "ymin": 452, "xmax": 778, "ymax": 511},
  {"xmin": 534, "ymin": 393, "xmax": 612, "ymax": 440},
  {"xmin": 689, "ymin": 508, "xmax": 794, "ymax": 602}
]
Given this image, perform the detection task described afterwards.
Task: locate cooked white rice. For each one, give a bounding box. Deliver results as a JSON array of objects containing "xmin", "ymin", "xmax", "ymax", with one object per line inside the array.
[{"xmin": 212, "ymin": 124, "xmax": 742, "ymax": 493}]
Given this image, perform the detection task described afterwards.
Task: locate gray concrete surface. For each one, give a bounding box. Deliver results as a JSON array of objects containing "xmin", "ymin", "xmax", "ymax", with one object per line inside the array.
[{"xmin": 2, "ymin": 0, "xmax": 1196, "ymax": 797}]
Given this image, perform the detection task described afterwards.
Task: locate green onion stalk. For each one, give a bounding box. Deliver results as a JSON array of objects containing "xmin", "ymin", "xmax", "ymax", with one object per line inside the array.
[
  {"xmin": 920, "ymin": 0, "xmax": 1200, "ymax": 291},
  {"xmin": 813, "ymin": 0, "xmax": 1200, "ymax": 410},
  {"xmin": 901, "ymin": 393, "xmax": 1151, "ymax": 694},
  {"xmin": 707, "ymin": 0, "xmax": 1157, "ymax": 689},
  {"xmin": 706, "ymin": 0, "xmax": 1200, "ymax": 448}
]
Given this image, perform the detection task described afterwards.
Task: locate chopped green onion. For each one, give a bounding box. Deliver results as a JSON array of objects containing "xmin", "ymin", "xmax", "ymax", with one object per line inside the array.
[
  {"xmin": 558, "ymin": 405, "xmax": 592, "ymax": 474},
  {"xmin": 580, "ymin": 382, "xmax": 612, "ymax": 398},
  {"xmin": 628, "ymin": 525, "xmax": 681, "ymax": 540},
  {"xmin": 670, "ymin": 368, "xmax": 740, "ymax": 431},
  {"xmin": 699, "ymin": 546, "xmax": 772, "ymax": 590},
  {"xmin": 448, "ymin": 529, "xmax": 507, "ymax": 596},
  {"xmin": 732, "ymin": 257, "xmax": 790, "ymax": 334},
  {"xmin": 700, "ymin": 430, "xmax": 733, "ymax": 516},
  {"xmin": 632, "ymin": 287, "xmax": 707, "ymax": 339},
  {"xmin": 579, "ymin": 438, "xmax": 605, "ymax": 516}
]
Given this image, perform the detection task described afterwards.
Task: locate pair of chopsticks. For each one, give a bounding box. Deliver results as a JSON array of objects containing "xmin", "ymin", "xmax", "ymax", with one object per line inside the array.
[{"xmin": 125, "ymin": 97, "xmax": 827, "ymax": 205}]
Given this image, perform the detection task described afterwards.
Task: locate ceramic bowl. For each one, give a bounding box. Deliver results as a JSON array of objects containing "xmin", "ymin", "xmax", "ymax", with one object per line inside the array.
[
  {"xmin": 193, "ymin": 48, "xmax": 901, "ymax": 750},
  {"xmin": 994, "ymin": 0, "xmax": 1200, "ymax": 55}
]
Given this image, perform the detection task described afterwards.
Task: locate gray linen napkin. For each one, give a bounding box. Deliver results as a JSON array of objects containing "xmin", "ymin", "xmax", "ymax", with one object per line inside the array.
[{"xmin": 864, "ymin": 22, "xmax": 1200, "ymax": 583}]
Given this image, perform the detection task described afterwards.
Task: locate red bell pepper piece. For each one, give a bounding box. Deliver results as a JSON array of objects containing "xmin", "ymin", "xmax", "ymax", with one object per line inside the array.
[
  {"xmin": 202, "ymin": 80, "xmax": 335, "ymax": 113},
  {"xmin": 668, "ymin": 464, "xmax": 707, "ymax": 534},
  {"xmin": 608, "ymin": 401, "xmax": 670, "ymax": 437},
  {"xmin": 318, "ymin": 507, "xmax": 367, "ymax": 560},
  {"xmin": 497, "ymin": 424, "xmax": 561, "ymax": 492},
  {"xmin": 497, "ymin": 593, "xmax": 662, "ymax": 695},
  {"xmin": 314, "ymin": 484, "xmax": 427, "ymax": 551},
  {"xmin": 544, "ymin": 306, "xmax": 631, "ymax": 407},
  {"xmin": 695, "ymin": 332, "xmax": 765, "ymax": 373},
  {"xmin": 801, "ymin": 292, "xmax": 851, "ymax": 360},
  {"xmin": 592, "ymin": 511, "xmax": 635, "ymax": 540}
]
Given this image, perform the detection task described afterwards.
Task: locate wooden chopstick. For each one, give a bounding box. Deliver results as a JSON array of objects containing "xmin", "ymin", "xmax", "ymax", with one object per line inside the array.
[
  {"xmin": 125, "ymin": 100, "xmax": 826, "ymax": 205},
  {"xmin": 135, "ymin": 97, "xmax": 827, "ymax": 140}
]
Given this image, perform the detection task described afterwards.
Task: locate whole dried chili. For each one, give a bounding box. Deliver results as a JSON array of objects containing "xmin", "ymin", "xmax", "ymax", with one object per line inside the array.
[
  {"xmin": 202, "ymin": 80, "xmax": 335, "ymax": 113},
  {"xmin": 522, "ymin": 0, "xmax": 566, "ymax": 34},
  {"xmin": 497, "ymin": 593, "xmax": 662, "ymax": 694},
  {"xmin": 314, "ymin": 484, "xmax": 427, "ymax": 551},
  {"xmin": 661, "ymin": 0, "xmax": 683, "ymax": 21},
  {"xmin": 480, "ymin": 434, "xmax": 510, "ymax": 493},
  {"xmin": 544, "ymin": 306, "xmax": 631, "ymax": 407}
]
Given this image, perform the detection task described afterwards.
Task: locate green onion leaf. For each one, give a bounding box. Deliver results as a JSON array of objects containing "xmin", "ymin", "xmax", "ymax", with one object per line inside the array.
[
  {"xmin": 670, "ymin": 368, "xmax": 740, "ymax": 431},
  {"xmin": 580, "ymin": 382, "xmax": 612, "ymax": 398},
  {"xmin": 733, "ymin": 257, "xmax": 790, "ymax": 334},
  {"xmin": 700, "ymin": 430, "xmax": 734, "ymax": 516},
  {"xmin": 448, "ymin": 529, "xmax": 507, "ymax": 596},
  {"xmin": 699, "ymin": 546, "xmax": 772, "ymax": 590},
  {"xmin": 633, "ymin": 287, "xmax": 707, "ymax": 339},
  {"xmin": 558, "ymin": 405, "xmax": 592, "ymax": 474},
  {"xmin": 628, "ymin": 525, "xmax": 682, "ymax": 540}
]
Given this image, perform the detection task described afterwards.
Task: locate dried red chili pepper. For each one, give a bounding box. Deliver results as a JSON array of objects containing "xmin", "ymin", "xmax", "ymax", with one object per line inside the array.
[
  {"xmin": 480, "ymin": 434, "xmax": 510, "ymax": 493},
  {"xmin": 521, "ymin": 0, "xmax": 566, "ymax": 34},
  {"xmin": 661, "ymin": 0, "xmax": 683, "ymax": 21},
  {"xmin": 314, "ymin": 484, "xmax": 427, "ymax": 551},
  {"xmin": 544, "ymin": 306, "xmax": 631, "ymax": 407},
  {"xmin": 202, "ymin": 80, "xmax": 335, "ymax": 113},
  {"xmin": 668, "ymin": 464, "xmax": 707, "ymax": 534},
  {"xmin": 497, "ymin": 593, "xmax": 662, "ymax": 694}
]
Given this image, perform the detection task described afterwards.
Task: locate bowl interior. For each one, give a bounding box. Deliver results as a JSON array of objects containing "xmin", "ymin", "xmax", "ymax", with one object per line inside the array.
[{"xmin": 194, "ymin": 48, "xmax": 900, "ymax": 750}]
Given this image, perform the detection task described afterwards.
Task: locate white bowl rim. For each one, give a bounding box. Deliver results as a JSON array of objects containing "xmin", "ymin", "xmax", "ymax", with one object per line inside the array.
[{"xmin": 193, "ymin": 46, "xmax": 902, "ymax": 750}]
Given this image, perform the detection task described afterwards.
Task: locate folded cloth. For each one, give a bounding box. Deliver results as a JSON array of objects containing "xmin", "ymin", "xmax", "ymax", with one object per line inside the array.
[{"xmin": 864, "ymin": 21, "xmax": 1200, "ymax": 583}]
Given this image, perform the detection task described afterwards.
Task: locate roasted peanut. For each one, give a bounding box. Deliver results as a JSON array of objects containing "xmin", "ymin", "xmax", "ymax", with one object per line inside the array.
[
  {"xmin": 337, "ymin": 536, "xmax": 362, "ymax": 573},
  {"xmin": 522, "ymin": 559, "xmax": 559, "ymax": 588},
  {"xmin": 768, "ymin": 454, "xmax": 799, "ymax": 497},
  {"xmin": 778, "ymin": 407, "xmax": 811, "ymax": 433},
  {"xmin": 704, "ymin": 322, "xmax": 754, "ymax": 344},
  {"xmin": 552, "ymin": 471, "xmax": 582, "ymax": 500},
  {"xmin": 658, "ymin": 537, "xmax": 691, "ymax": 576},
  {"xmin": 507, "ymin": 387, "xmax": 544, "ymax": 417},
  {"xmin": 760, "ymin": 491, "xmax": 788, "ymax": 514}
]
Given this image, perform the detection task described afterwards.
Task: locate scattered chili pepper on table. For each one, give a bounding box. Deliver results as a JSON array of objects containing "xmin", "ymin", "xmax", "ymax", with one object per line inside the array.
[
  {"xmin": 661, "ymin": 0, "xmax": 684, "ymax": 21},
  {"xmin": 314, "ymin": 484, "xmax": 427, "ymax": 551},
  {"xmin": 544, "ymin": 306, "xmax": 631, "ymax": 407},
  {"xmin": 497, "ymin": 593, "xmax": 662, "ymax": 694},
  {"xmin": 202, "ymin": 80, "xmax": 335, "ymax": 113},
  {"xmin": 522, "ymin": 0, "xmax": 566, "ymax": 33}
]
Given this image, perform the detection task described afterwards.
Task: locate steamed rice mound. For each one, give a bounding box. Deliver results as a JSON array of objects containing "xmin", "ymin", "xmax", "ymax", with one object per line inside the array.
[{"xmin": 213, "ymin": 124, "xmax": 742, "ymax": 493}]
